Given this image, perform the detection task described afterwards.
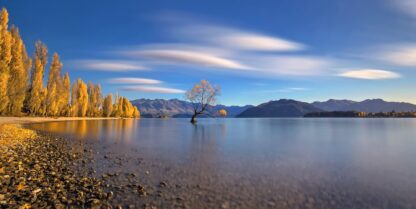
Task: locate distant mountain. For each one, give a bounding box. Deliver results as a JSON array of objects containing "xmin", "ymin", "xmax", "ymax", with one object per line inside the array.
[
  {"xmin": 131, "ymin": 98, "xmax": 416, "ymax": 118},
  {"xmin": 312, "ymin": 99, "xmax": 416, "ymax": 112},
  {"xmin": 312, "ymin": 99, "xmax": 356, "ymax": 111},
  {"xmin": 237, "ymin": 99, "xmax": 322, "ymax": 118},
  {"xmin": 130, "ymin": 99, "xmax": 252, "ymax": 118}
]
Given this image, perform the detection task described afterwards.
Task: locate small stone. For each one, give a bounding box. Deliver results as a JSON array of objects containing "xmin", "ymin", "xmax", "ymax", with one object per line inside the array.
[
  {"xmin": 159, "ymin": 181, "xmax": 167, "ymax": 187},
  {"xmin": 267, "ymin": 201, "xmax": 276, "ymax": 207},
  {"xmin": 137, "ymin": 185, "xmax": 147, "ymax": 196},
  {"xmin": 221, "ymin": 201, "xmax": 230, "ymax": 209},
  {"xmin": 87, "ymin": 198, "xmax": 101, "ymax": 206},
  {"xmin": 106, "ymin": 191, "xmax": 113, "ymax": 200},
  {"xmin": 32, "ymin": 188, "xmax": 42, "ymax": 195}
]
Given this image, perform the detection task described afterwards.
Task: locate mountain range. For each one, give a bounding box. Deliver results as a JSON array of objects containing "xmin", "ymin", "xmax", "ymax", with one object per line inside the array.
[
  {"xmin": 131, "ymin": 98, "xmax": 416, "ymax": 118},
  {"xmin": 130, "ymin": 99, "xmax": 253, "ymax": 118},
  {"xmin": 236, "ymin": 99, "xmax": 322, "ymax": 117},
  {"xmin": 312, "ymin": 99, "xmax": 416, "ymax": 113}
]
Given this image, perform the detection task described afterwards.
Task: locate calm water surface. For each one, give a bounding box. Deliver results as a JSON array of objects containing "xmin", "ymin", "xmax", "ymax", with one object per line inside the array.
[{"xmin": 27, "ymin": 118, "xmax": 416, "ymax": 208}]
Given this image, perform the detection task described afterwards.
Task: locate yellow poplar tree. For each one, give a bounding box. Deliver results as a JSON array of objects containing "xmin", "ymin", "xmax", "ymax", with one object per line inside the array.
[
  {"xmin": 28, "ymin": 41, "xmax": 48, "ymax": 115},
  {"xmin": 71, "ymin": 78, "xmax": 88, "ymax": 117},
  {"xmin": 0, "ymin": 8, "xmax": 12, "ymax": 114},
  {"xmin": 39, "ymin": 88, "xmax": 48, "ymax": 116},
  {"xmin": 8, "ymin": 26, "xmax": 29, "ymax": 115},
  {"xmin": 87, "ymin": 82, "xmax": 102, "ymax": 117},
  {"xmin": 103, "ymin": 93, "xmax": 113, "ymax": 117},
  {"xmin": 117, "ymin": 97, "xmax": 137, "ymax": 118},
  {"xmin": 59, "ymin": 72, "xmax": 70, "ymax": 116},
  {"xmin": 70, "ymin": 80, "xmax": 78, "ymax": 117},
  {"xmin": 46, "ymin": 53, "xmax": 63, "ymax": 116},
  {"xmin": 133, "ymin": 106, "xmax": 140, "ymax": 118},
  {"xmin": 112, "ymin": 93, "xmax": 121, "ymax": 117},
  {"xmin": 119, "ymin": 97, "xmax": 127, "ymax": 117}
]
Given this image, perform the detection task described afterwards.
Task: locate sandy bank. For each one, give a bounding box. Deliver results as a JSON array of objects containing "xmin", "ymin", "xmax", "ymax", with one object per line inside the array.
[{"xmin": 0, "ymin": 117, "xmax": 118, "ymax": 125}]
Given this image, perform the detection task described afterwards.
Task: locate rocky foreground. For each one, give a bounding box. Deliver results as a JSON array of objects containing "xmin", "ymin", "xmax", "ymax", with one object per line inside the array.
[{"xmin": 0, "ymin": 124, "xmax": 162, "ymax": 209}]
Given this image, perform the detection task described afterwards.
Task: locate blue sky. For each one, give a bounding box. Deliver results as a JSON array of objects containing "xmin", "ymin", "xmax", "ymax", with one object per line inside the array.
[{"xmin": 3, "ymin": 0, "xmax": 416, "ymax": 105}]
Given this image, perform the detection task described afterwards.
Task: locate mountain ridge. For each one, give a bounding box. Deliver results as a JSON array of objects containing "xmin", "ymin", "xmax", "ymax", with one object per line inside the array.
[
  {"xmin": 236, "ymin": 99, "xmax": 322, "ymax": 118},
  {"xmin": 130, "ymin": 98, "xmax": 253, "ymax": 118},
  {"xmin": 312, "ymin": 99, "xmax": 416, "ymax": 112},
  {"xmin": 131, "ymin": 98, "xmax": 416, "ymax": 118}
]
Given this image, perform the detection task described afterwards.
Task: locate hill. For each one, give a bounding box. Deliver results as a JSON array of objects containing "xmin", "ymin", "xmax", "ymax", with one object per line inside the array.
[{"xmin": 236, "ymin": 99, "xmax": 322, "ymax": 118}]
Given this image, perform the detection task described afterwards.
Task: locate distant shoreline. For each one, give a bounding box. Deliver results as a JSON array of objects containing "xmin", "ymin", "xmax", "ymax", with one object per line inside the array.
[{"xmin": 304, "ymin": 111, "xmax": 416, "ymax": 118}]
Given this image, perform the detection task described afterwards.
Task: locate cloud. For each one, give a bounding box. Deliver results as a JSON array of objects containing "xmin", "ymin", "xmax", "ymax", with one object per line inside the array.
[
  {"xmin": 265, "ymin": 87, "xmax": 310, "ymax": 93},
  {"xmin": 108, "ymin": 77, "xmax": 162, "ymax": 84},
  {"xmin": 115, "ymin": 15, "xmax": 332, "ymax": 77},
  {"xmin": 393, "ymin": 0, "xmax": 416, "ymax": 18},
  {"xmin": 120, "ymin": 86, "xmax": 185, "ymax": 94},
  {"xmin": 123, "ymin": 45, "xmax": 332, "ymax": 76},
  {"xmin": 250, "ymin": 82, "xmax": 267, "ymax": 86},
  {"xmin": 378, "ymin": 44, "xmax": 416, "ymax": 66},
  {"xmin": 246, "ymin": 55, "xmax": 331, "ymax": 76},
  {"xmin": 76, "ymin": 60, "xmax": 147, "ymax": 71},
  {"xmin": 128, "ymin": 48, "xmax": 252, "ymax": 70},
  {"xmin": 177, "ymin": 25, "xmax": 305, "ymax": 52},
  {"xmin": 338, "ymin": 69, "xmax": 401, "ymax": 80}
]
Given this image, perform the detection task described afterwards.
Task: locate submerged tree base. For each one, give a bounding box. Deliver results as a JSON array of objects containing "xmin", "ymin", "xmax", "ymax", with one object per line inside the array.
[{"xmin": 190, "ymin": 115, "xmax": 197, "ymax": 124}]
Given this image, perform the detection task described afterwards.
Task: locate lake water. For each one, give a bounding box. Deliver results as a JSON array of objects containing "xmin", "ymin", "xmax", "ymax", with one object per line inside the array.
[{"xmin": 27, "ymin": 118, "xmax": 416, "ymax": 208}]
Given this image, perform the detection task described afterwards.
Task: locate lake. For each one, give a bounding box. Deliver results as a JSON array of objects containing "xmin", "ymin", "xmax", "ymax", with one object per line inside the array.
[{"xmin": 27, "ymin": 118, "xmax": 416, "ymax": 208}]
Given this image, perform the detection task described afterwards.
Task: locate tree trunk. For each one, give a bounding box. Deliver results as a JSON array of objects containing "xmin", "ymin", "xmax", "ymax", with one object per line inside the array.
[{"xmin": 190, "ymin": 114, "xmax": 197, "ymax": 124}]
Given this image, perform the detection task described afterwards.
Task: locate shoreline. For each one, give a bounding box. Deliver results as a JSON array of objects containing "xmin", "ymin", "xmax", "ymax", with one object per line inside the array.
[
  {"xmin": 0, "ymin": 124, "xmax": 113, "ymax": 207},
  {"xmin": 0, "ymin": 123, "xmax": 156, "ymax": 208},
  {"xmin": 0, "ymin": 117, "xmax": 121, "ymax": 125}
]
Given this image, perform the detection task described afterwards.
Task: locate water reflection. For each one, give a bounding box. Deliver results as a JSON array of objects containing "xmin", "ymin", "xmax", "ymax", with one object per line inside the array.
[
  {"xmin": 29, "ymin": 119, "xmax": 138, "ymax": 144},
  {"xmin": 26, "ymin": 118, "xmax": 416, "ymax": 207}
]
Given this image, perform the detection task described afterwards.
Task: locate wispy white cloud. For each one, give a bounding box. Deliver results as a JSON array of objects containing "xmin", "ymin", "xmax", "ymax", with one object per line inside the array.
[
  {"xmin": 265, "ymin": 87, "xmax": 310, "ymax": 93},
  {"xmin": 76, "ymin": 60, "xmax": 147, "ymax": 71},
  {"xmin": 393, "ymin": 0, "xmax": 416, "ymax": 18},
  {"xmin": 246, "ymin": 55, "xmax": 332, "ymax": 76},
  {"xmin": 121, "ymin": 43, "xmax": 331, "ymax": 76},
  {"xmin": 128, "ymin": 48, "xmax": 252, "ymax": 70},
  {"xmin": 250, "ymin": 82, "xmax": 267, "ymax": 86},
  {"xmin": 177, "ymin": 25, "xmax": 305, "ymax": 52},
  {"xmin": 120, "ymin": 86, "xmax": 186, "ymax": 94},
  {"xmin": 338, "ymin": 69, "xmax": 401, "ymax": 80},
  {"xmin": 114, "ymin": 14, "xmax": 336, "ymax": 78},
  {"xmin": 108, "ymin": 77, "xmax": 162, "ymax": 84},
  {"xmin": 378, "ymin": 44, "xmax": 416, "ymax": 66}
]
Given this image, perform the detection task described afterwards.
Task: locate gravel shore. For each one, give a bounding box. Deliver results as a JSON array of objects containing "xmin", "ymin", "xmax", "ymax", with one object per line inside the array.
[{"xmin": 0, "ymin": 124, "xmax": 160, "ymax": 209}]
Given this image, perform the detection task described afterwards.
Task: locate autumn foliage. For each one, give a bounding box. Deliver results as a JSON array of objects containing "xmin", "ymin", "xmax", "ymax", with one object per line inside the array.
[
  {"xmin": 218, "ymin": 109, "xmax": 227, "ymax": 117},
  {"xmin": 186, "ymin": 80, "xmax": 220, "ymax": 123},
  {"xmin": 0, "ymin": 8, "xmax": 139, "ymax": 118}
]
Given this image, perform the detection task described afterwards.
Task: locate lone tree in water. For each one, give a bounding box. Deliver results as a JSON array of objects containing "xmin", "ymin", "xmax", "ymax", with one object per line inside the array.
[{"xmin": 186, "ymin": 80, "xmax": 220, "ymax": 124}]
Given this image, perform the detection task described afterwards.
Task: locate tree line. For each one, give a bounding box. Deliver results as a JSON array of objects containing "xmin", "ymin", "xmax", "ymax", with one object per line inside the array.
[{"xmin": 0, "ymin": 8, "xmax": 139, "ymax": 118}]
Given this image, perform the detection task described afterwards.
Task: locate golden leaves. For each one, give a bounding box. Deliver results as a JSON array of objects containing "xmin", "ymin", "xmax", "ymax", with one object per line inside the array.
[
  {"xmin": 186, "ymin": 80, "xmax": 220, "ymax": 113},
  {"xmin": 218, "ymin": 109, "xmax": 227, "ymax": 117},
  {"xmin": 16, "ymin": 182, "xmax": 26, "ymax": 191}
]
